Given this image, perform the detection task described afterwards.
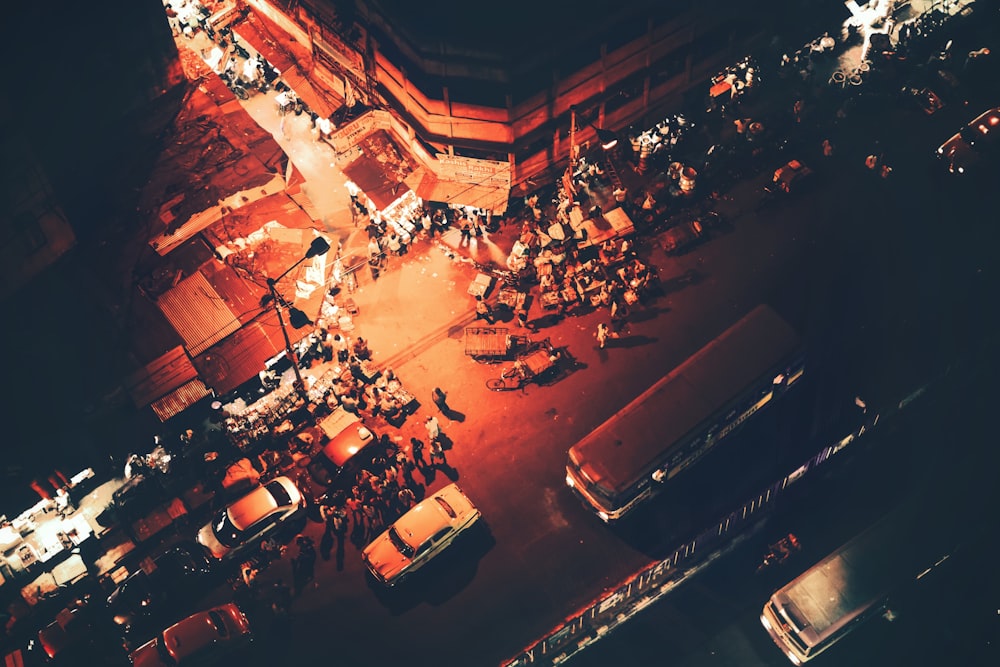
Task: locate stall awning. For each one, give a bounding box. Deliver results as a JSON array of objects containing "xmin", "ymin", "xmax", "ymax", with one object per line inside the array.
[
  {"xmin": 413, "ymin": 170, "xmax": 509, "ymax": 214},
  {"xmin": 232, "ymin": 10, "xmax": 341, "ymax": 119},
  {"xmin": 150, "ymin": 378, "xmax": 213, "ymax": 422},
  {"xmin": 341, "ymin": 130, "xmax": 415, "ymax": 210}
]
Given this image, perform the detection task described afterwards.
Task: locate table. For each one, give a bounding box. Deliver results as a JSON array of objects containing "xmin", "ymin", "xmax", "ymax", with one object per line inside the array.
[
  {"xmin": 540, "ymin": 291, "xmax": 562, "ymax": 309},
  {"xmin": 496, "ymin": 287, "xmax": 527, "ymax": 310}
]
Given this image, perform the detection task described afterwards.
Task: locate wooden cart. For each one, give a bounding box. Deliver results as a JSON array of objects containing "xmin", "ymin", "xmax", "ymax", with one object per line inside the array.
[{"xmin": 464, "ymin": 327, "xmax": 529, "ymax": 363}]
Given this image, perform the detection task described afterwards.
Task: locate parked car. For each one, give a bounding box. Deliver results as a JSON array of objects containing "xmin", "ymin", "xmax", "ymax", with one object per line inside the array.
[
  {"xmin": 936, "ymin": 106, "xmax": 1000, "ymax": 174},
  {"xmin": 128, "ymin": 603, "xmax": 251, "ymax": 667},
  {"xmin": 660, "ymin": 212, "xmax": 723, "ymax": 255},
  {"xmin": 106, "ymin": 542, "xmax": 214, "ymax": 633},
  {"xmin": 196, "ymin": 477, "xmax": 306, "ymax": 561},
  {"xmin": 33, "ymin": 596, "xmax": 124, "ymax": 665},
  {"xmin": 307, "ymin": 409, "xmax": 378, "ymax": 487},
  {"xmin": 362, "ymin": 483, "xmax": 481, "ymax": 587}
]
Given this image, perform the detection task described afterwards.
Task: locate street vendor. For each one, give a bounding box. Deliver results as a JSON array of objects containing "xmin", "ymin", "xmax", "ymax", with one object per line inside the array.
[{"xmin": 353, "ymin": 337, "xmax": 371, "ymax": 360}]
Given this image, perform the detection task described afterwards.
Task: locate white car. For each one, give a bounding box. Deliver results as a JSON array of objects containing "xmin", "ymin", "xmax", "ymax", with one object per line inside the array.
[
  {"xmin": 362, "ymin": 483, "xmax": 481, "ymax": 586},
  {"xmin": 196, "ymin": 476, "xmax": 306, "ymax": 560},
  {"xmin": 936, "ymin": 106, "xmax": 1000, "ymax": 174}
]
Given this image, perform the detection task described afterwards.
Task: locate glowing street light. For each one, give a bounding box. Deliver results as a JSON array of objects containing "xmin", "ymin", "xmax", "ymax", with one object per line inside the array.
[{"xmin": 261, "ymin": 236, "xmax": 331, "ymax": 398}]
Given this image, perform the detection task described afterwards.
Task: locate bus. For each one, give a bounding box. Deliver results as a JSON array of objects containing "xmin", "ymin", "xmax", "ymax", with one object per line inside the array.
[
  {"xmin": 565, "ymin": 305, "xmax": 805, "ymax": 522},
  {"xmin": 760, "ymin": 499, "xmax": 962, "ymax": 664}
]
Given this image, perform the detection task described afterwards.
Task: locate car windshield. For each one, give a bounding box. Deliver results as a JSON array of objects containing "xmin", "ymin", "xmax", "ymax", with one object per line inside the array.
[
  {"xmin": 207, "ymin": 610, "xmax": 229, "ymax": 637},
  {"xmin": 212, "ymin": 511, "xmax": 245, "ymax": 548},
  {"xmin": 433, "ymin": 497, "xmax": 457, "ymax": 518},
  {"xmin": 387, "ymin": 527, "xmax": 415, "ymax": 558},
  {"xmin": 264, "ymin": 480, "xmax": 292, "ymax": 506},
  {"xmin": 155, "ymin": 639, "xmax": 178, "ymax": 665}
]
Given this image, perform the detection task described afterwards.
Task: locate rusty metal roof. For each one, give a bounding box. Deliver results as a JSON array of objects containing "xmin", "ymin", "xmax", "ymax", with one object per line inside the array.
[
  {"xmin": 158, "ymin": 271, "xmax": 242, "ymax": 356},
  {"xmin": 192, "ymin": 316, "xmax": 293, "ymax": 396},
  {"xmin": 150, "ymin": 378, "xmax": 213, "ymax": 422},
  {"xmin": 125, "ymin": 345, "xmax": 200, "ymax": 408}
]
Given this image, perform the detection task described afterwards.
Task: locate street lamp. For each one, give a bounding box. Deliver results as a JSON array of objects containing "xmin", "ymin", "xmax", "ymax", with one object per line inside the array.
[
  {"xmin": 261, "ymin": 236, "xmax": 331, "ymax": 398},
  {"xmin": 593, "ymin": 126, "xmax": 619, "ymax": 151}
]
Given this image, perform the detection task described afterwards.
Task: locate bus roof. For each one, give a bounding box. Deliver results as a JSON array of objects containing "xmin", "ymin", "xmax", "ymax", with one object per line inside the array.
[
  {"xmin": 774, "ymin": 495, "xmax": 964, "ymax": 649},
  {"xmin": 569, "ymin": 305, "xmax": 800, "ymax": 493}
]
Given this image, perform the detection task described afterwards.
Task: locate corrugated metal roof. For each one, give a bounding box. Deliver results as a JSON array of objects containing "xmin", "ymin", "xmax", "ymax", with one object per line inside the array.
[
  {"xmin": 150, "ymin": 378, "xmax": 212, "ymax": 422},
  {"xmin": 158, "ymin": 271, "xmax": 242, "ymax": 356},
  {"xmin": 193, "ymin": 316, "xmax": 293, "ymax": 396},
  {"xmin": 125, "ymin": 345, "xmax": 200, "ymax": 408}
]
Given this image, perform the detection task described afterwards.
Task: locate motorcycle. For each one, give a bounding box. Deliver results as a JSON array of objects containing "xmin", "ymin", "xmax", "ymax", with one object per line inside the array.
[{"xmin": 756, "ymin": 533, "xmax": 802, "ymax": 573}]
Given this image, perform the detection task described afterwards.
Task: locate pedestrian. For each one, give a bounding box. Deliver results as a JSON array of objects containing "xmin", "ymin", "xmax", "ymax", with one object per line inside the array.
[
  {"xmin": 864, "ymin": 154, "xmax": 879, "ymax": 171},
  {"xmin": 880, "ymin": 163, "xmax": 893, "ymax": 179},
  {"xmin": 429, "ymin": 438, "xmax": 447, "ymax": 467},
  {"xmin": 460, "ymin": 219, "xmax": 472, "ymax": 244},
  {"xmin": 596, "ymin": 322, "xmax": 610, "ymax": 349},
  {"xmin": 362, "ymin": 502, "xmax": 378, "ymax": 534},
  {"xmin": 399, "ymin": 456, "xmax": 417, "ymax": 486},
  {"xmin": 475, "ymin": 296, "xmax": 495, "ymax": 324},
  {"xmin": 410, "ymin": 437, "xmax": 426, "ymax": 467},
  {"xmin": 333, "ymin": 334, "xmax": 350, "ymax": 363},
  {"xmin": 821, "ymin": 138, "xmax": 834, "ymax": 157},
  {"xmin": 292, "ymin": 535, "xmax": 316, "ymax": 593},
  {"xmin": 792, "ymin": 98, "xmax": 804, "ymax": 123},
  {"xmin": 432, "ymin": 387, "xmax": 449, "ymax": 412},
  {"xmin": 425, "ymin": 415, "xmax": 441, "ymax": 443},
  {"xmin": 396, "ymin": 486, "xmax": 416, "ymax": 510},
  {"xmin": 516, "ymin": 306, "xmax": 529, "ymax": 329},
  {"xmin": 346, "ymin": 495, "xmax": 363, "ymax": 524}
]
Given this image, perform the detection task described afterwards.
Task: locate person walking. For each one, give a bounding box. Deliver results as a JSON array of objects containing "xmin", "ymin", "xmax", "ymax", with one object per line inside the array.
[
  {"xmin": 396, "ymin": 486, "xmax": 416, "ymax": 511},
  {"xmin": 596, "ymin": 322, "xmax": 611, "ymax": 349},
  {"xmin": 429, "ymin": 438, "xmax": 447, "ymax": 467},
  {"xmin": 432, "ymin": 387, "xmax": 449, "ymax": 412},
  {"xmin": 410, "ymin": 437, "xmax": 427, "ymax": 468},
  {"xmin": 292, "ymin": 535, "xmax": 317, "ymax": 593},
  {"xmin": 425, "ymin": 415, "xmax": 441, "ymax": 444},
  {"xmin": 516, "ymin": 306, "xmax": 529, "ymax": 329},
  {"xmin": 399, "ymin": 455, "xmax": 418, "ymax": 487},
  {"xmin": 475, "ymin": 296, "xmax": 496, "ymax": 324}
]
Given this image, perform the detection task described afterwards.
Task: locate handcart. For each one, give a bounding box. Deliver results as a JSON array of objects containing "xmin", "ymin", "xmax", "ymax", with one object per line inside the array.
[
  {"xmin": 464, "ymin": 327, "xmax": 529, "ymax": 363},
  {"xmin": 486, "ymin": 339, "xmax": 563, "ymax": 391}
]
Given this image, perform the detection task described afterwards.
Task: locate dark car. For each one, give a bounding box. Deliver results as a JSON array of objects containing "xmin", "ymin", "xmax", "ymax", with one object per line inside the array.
[
  {"xmin": 33, "ymin": 597, "xmax": 126, "ymax": 666},
  {"xmin": 936, "ymin": 106, "xmax": 1000, "ymax": 174},
  {"xmin": 105, "ymin": 543, "xmax": 214, "ymax": 633},
  {"xmin": 661, "ymin": 212, "xmax": 723, "ymax": 255}
]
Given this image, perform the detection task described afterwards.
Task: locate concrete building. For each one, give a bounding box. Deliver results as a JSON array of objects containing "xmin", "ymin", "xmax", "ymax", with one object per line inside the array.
[{"xmin": 230, "ymin": 0, "xmax": 800, "ymax": 190}]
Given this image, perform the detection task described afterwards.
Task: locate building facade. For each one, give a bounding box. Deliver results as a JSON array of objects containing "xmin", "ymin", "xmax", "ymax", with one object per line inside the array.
[{"xmin": 237, "ymin": 0, "xmax": 787, "ymax": 189}]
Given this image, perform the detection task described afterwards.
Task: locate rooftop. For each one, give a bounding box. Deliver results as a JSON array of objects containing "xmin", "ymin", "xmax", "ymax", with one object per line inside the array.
[{"xmin": 367, "ymin": 0, "xmax": 663, "ymax": 62}]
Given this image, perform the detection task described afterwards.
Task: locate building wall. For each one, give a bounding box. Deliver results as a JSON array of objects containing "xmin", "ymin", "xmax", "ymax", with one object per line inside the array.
[{"xmin": 252, "ymin": 0, "xmax": 772, "ymax": 185}]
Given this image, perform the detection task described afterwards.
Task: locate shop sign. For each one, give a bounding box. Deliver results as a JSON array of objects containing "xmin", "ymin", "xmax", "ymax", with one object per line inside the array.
[
  {"xmin": 331, "ymin": 110, "xmax": 391, "ymax": 152},
  {"xmin": 434, "ymin": 155, "xmax": 511, "ymax": 189}
]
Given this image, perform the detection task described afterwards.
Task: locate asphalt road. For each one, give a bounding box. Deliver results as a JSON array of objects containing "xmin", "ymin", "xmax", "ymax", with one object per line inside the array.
[
  {"xmin": 4, "ymin": 8, "xmax": 999, "ymax": 667},
  {"xmin": 227, "ymin": 65, "xmax": 999, "ymax": 667}
]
